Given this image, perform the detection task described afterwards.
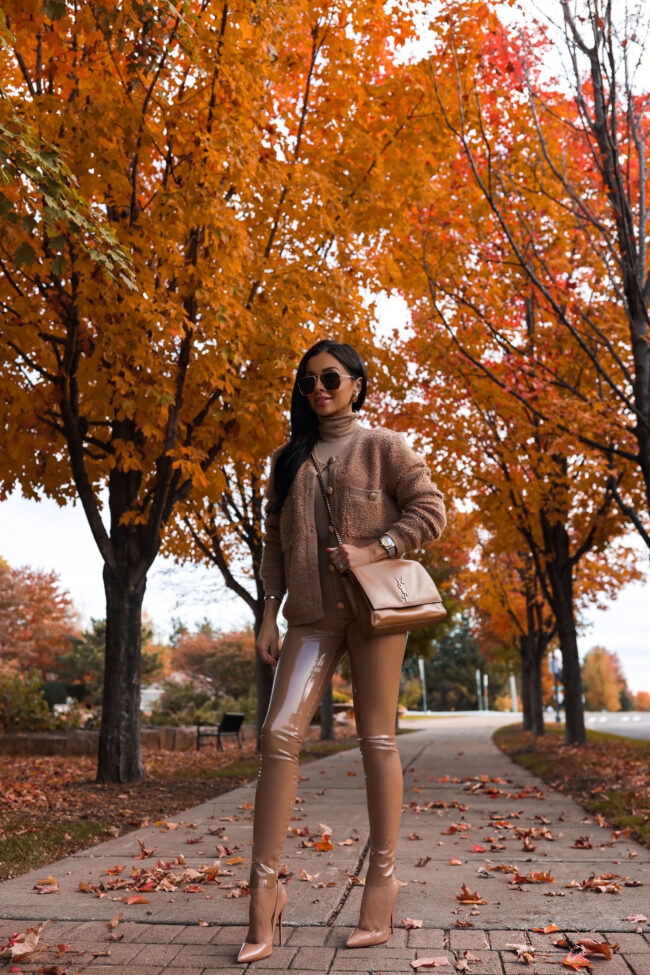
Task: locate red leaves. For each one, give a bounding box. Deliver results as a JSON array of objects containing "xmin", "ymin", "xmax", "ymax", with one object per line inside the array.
[
  {"xmin": 456, "ymin": 883, "xmax": 486, "ymax": 905},
  {"xmin": 563, "ymin": 950, "xmax": 593, "ymax": 971},
  {"xmin": 576, "ymin": 938, "xmax": 619, "ymax": 960},
  {"xmin": 0, "ymin": 921, "xmax": 51, "ymax": 962},
  {"xmin": 134, "ymin": 837, "xmax": 155, "ymax": 859},
  {"xmin": 314, "ymin": 833, "xmax": 333, "ymax": 852},
  {"xmin": 510, "ymin": 869, "xmax": 555, "ymax": 885}
]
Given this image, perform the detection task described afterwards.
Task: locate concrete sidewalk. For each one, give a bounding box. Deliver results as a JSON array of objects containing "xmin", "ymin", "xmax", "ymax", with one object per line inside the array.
[{"xmin": 1, "ymin": 717, "xmax": 648, "ymax": 974}]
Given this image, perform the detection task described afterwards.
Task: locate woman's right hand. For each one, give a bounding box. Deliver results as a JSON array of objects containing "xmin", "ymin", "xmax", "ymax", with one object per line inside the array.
[{"xmin": 256, "ymin": 618, "xmax": 281, "ymax": 667}]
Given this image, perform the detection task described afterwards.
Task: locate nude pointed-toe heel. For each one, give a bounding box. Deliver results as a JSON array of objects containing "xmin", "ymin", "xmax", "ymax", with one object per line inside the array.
[
  {"xmin": 237, "ymin": 882, "xmax": 287, "ymax": 963},
  {"xmin": 345, "ymin": 876, "xmax": 399, "ymax": 949}
]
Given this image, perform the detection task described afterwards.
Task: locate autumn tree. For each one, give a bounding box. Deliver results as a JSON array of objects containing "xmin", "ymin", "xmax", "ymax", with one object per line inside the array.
[
  {"xmin": 417, "ymin": 0, "xmax": 650, "ymax": 545},
  {"xmin": 361, "ymin": 1, "xmax": 645, "ymax": 744},
  {"xmin": 0, "ymin": 559, "xmax": 79, "ymax": 676},
  {"xmin": 581, "ymin": 645, "xmax": 629, "ymax": 712},
  {"xmin": 0, "ymin": 10, "xmax": 134, "ymax": 285},
  {"xmin": 635, "ymin": 691, "xmax": 650, "ymax": 711},
  {"xmin": 0, "ymin": 1, "xmax": 421, "ymax": 781},
  {"xmin": 54, "ymin": 617, "xmax": 163, "ymax": 703},
  {"xmin": 171, "ymin": 624, "xmax": 255, "ymax": 703}
]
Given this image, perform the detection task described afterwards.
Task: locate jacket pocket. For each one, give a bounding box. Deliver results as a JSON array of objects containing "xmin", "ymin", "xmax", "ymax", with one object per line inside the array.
[{"xmin": 343, "ymin": 485, "xmax": 386, "ymax": 539}]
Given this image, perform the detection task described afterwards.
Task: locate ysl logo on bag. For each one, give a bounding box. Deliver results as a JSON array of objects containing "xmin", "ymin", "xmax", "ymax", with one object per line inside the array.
[{"xmin": 396, "ymin": 576, "xmax": 408, "ymax": 602}]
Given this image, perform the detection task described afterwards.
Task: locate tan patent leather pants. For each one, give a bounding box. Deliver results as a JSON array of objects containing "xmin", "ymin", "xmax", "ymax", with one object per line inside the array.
[{"xmin": 249, "ymin": 615, "xmax": 407, "ymax": 891}]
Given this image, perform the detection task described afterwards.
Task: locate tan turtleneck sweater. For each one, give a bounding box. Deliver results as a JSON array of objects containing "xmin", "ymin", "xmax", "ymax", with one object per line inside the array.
[{"xmin": 261, "ymin": 419, "xmax": 446, "ymax": 626}]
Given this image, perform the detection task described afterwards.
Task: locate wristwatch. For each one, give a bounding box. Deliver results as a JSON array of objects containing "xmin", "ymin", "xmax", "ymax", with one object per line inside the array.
[{"xmin": 378, "ymin": 533, "xmax": 397, "ymax": 558}]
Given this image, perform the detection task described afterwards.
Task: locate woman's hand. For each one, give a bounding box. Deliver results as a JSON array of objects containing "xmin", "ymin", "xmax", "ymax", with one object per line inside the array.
[
  {"xmin": 327, "ymin": 540, "xmax": 387, "ymax": 572},
  {"xmin": 256, "ymin": 617, "xmax": 281, "ymax": 667}
]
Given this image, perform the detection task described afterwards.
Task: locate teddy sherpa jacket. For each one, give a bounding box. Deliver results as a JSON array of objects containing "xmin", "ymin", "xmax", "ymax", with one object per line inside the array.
[{"xmin": 260, "ymin": 425, "xmax": 446, "ymax": 626}]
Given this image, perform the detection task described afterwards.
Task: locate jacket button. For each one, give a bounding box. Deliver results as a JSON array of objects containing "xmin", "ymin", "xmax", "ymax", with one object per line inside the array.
[
  {"xmin": 336, "ymin": 601, "xmax": 345, "ymax": 610},
  {"xmin": 328, "ymin": 525, "xmax": 335, "ymax": 533},
  {"xmin": 326, "ymin": 486, "xmax": 334, "ymax": 495},
  {"xmin": 370, "ymin": 491, "xmax": 378, "ymax": 500}
]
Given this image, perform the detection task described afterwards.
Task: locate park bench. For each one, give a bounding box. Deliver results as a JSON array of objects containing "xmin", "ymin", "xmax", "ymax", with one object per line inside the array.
[{"xmin": 196, "ymin": 712, "xmax": 245, "ymax": 751}]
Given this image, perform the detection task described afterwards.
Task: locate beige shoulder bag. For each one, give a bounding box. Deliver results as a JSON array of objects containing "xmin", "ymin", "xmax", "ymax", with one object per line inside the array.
[{"xmin": 311, "ymin": 456, "xmax": 447, "ymax": 636}]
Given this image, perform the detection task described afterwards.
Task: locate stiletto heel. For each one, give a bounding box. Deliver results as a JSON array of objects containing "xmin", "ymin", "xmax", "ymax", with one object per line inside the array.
[
  {"xmin": 237, "ymin": 882, "xmax": 287, "ymax": 963},
  {"xmin": 346, "ymin": 876, "xmax": 400, "ymax": 949}
]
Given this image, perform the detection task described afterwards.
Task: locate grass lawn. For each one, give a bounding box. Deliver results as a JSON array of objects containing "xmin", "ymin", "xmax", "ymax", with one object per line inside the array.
[
  {"xmin": 0, "ymin": 729, "xmax": 358, "ymax": 881},
  {"xmin": 494, "ymin": 722, "xmax": 650, "ymax": 848}
]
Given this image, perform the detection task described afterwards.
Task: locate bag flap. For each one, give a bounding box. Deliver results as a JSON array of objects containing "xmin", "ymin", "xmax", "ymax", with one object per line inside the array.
[{"xmin": 349, "ymin": 560, "xmax": 441, "ymax": 610}]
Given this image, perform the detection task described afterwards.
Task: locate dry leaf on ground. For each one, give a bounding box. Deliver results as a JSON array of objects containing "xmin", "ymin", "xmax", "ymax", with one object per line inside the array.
[
  {"xmin": 402, "ymin": 917, "xmax": 423, "ymax": 929},
  {"xmin": 576, "ymin": 938, "xmax": 619, "ymax": 959},
  {"xmin": 505, "ymin": 942, "xmax": 535, "ymax": 964},
  {"xmin": 563, "ymin": 949, "xmax": 593, "ymax": 971},
  {"xmin": 411, "ymin": 957, "xmax": 452, "ymax": 969},
  {"xmin": 456, "ymin": 883, "xmax": 486, "ymax": 905},
  {"xmin": 0, "ymin": 921, "xmax": 51, "ymax": 961}
]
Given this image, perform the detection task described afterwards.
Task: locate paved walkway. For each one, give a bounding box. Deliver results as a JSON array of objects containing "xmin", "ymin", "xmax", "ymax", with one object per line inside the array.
[{"xmin": 1, "ymin": 717, "xmax": 648, "ymax": 973}]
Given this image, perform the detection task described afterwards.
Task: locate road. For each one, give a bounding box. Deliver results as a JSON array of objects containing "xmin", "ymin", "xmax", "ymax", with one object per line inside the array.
[
  {"xmin": 399, "ymin": 709, "xmax": 650, "ymax": 741},
  {"xmin": 584, "ymin": 709, "xmax": 650, "ymax": 741}
]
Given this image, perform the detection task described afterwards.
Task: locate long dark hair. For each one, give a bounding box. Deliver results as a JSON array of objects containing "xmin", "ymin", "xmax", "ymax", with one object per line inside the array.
[{"xmin": 270, "ymin": 339, "xmax": 367, "ymax": 512}]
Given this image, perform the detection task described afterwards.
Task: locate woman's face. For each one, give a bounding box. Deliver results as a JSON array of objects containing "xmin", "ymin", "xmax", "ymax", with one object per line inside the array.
[{"xmin": 302, "ymin": 351, "xmax": 362, "ymax": 419}]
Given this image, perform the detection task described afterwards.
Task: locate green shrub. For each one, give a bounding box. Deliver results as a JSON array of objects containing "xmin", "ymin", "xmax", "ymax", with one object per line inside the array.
[
  {"xmin": 0, "ymin": 672, "xmax": 54, "ymax": 732},
  {"xmin": 147, "ymin": 681, "xmax": 215, "ymax": 727},
  {"xmin": 42, "ymin": 680, "xmax": 68, "ymax": 710},
  {"xmin": 219, "ymin": 684, "xmax": 257, "ymax": 723},
  {"xmin": 399, "ymin": 676, "xmax": 423, "ymax": 711}
]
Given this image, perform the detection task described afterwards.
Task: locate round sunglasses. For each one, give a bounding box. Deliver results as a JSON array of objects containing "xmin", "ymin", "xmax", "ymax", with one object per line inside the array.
[{"xmin": 297, "ymin": 371, "xmax": 357, "ymax": 396}]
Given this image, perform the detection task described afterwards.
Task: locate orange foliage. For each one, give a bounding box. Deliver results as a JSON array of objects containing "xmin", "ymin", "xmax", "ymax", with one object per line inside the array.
[
  {"xmin": 0, "ymin": 560, "xmax": 79, "ymax": 677},
  {"xmin": 581, "ymin": 646, "xmax": 628, "ymax": 712},
  {"xmin": 0, "ymin": 0, "xmax": 421, "ymax": 778},
  {"xmin": 635, "ymin": 691, "xmax": 650, "ymax": 712}
]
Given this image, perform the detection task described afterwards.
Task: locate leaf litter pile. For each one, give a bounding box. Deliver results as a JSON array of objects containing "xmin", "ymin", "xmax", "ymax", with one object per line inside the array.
[
  {"xmin": 494, "ymin": 724, "xmax": 650, "ymax": 847},
  {"xmin": 0, "ymin": 728, "xmax": 358, "ymax": 880}
]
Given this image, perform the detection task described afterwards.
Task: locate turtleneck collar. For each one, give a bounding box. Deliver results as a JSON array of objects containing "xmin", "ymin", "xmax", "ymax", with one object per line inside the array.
[{"xmin": 317, "ymin": 412, "xmax": 360, "ymax": 442}]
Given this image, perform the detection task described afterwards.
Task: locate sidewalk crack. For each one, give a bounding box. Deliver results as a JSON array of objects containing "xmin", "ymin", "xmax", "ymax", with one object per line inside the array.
[{"xmin": 326, "ymin": 737, "xmax": 433, "ymax": 926}]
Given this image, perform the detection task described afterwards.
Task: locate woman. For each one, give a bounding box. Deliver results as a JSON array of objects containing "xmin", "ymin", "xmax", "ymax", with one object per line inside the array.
[{"xmin": 237, "ymin": 339, "xmax": 446, "ymax": 963}]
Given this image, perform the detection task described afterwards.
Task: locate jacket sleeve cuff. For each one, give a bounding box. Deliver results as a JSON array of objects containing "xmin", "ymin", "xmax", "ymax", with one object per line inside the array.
[
  {"xmin": 385, "ymin": 526, "xmax": 408, "ymax": 558},
  {"xmin": 263, "ymin": 587, "xmax": 285, "ymax": 599}
]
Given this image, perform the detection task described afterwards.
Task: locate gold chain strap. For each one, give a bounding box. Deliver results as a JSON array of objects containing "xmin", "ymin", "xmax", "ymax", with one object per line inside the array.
[{"xmin": 310, "ymin": 455, "xmax": 343, "ymax": 547}]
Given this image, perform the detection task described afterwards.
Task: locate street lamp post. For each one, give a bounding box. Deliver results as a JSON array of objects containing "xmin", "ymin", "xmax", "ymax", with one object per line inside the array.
[{"xmin": 418, "ymin": 656, "xmax": 427, "ymax": 713}]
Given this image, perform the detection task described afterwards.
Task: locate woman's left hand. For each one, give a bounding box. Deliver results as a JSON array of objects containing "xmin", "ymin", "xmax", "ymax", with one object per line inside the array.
[{"xmin": 327, "ymin": 542, "xmax": 382, "ymax": 573}]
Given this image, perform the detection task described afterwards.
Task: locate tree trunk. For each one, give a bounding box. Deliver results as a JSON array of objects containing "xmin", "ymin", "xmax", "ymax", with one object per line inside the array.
[
  {"xmin": 528, "ymin": 656, "xmax": 544, "ymax": 737},
  {"xmin": 320, "ymin": 681, "xmax": 334, "ymax": 741},
  {"xmin": 519, "ymin": 633, "xmax": 545, "ymax": 736},
  {"xmin": 520, "ymin": 638, "xmax": 532, "ymax": 733},
  {"xmin": 97, "ymin": 565, "xmax": 147, "ymax": 783},
  {"xmin": 542, "ymin": 519, "xmax": 585, "ymax": 745}
]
